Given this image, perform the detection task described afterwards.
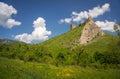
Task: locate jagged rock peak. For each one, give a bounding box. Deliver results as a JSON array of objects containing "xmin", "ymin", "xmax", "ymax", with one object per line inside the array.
[
  {"xmin": 79, "ymin": 16, "xmax": 104, "ymax": 45},
  {"xmin": 87, "ymin": 16, "xmax": 93, "ymax": 21},
  {"xmin": 82, "ymin": 16, "xmax": 93, "ymax": 26}
]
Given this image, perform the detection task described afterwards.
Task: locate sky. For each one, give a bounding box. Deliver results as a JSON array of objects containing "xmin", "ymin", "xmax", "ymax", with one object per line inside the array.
[{"xmin": 0, "ymin": 0, "xmax": 120, "ymax": 43}]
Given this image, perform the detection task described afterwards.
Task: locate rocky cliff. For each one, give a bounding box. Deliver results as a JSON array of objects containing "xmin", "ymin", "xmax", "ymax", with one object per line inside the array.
[{"xmin": 79, "ymin": 16, "xmax": 104, "ymax": 44}]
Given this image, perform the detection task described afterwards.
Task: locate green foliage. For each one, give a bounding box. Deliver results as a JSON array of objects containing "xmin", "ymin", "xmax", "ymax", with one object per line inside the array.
[
  {"xmin": 114, "ymin": 23, "xmax": 120, "ymax": 37},
  {"xmin": 24, "ymin": 51, "xmax": 35, "ymax": 62},
  {"xmin": 93, "ymin": 51, "xmax": 120, "ymax": 65},
  {"xmin": 0, "ymin": 19, "xmax": 120, "ymax": 79},
  {"xmin": 0, "ymin": 24, "xmax": 120, "ymax": 67},
  {"xmin": 93, "ymin": 51, "xmax": 105, "ymax": 64},
  {"xmin": 0, "ymin": 57, "xmax": 120, "ymax": 79}
]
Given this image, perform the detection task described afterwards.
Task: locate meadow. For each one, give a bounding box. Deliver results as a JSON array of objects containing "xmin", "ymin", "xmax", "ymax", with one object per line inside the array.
[
  {"xmin": 0, "ymin": 24, "xmax": 120, "ymax": 79},
  {"xmin": 0, "ymin": 57, "xmax": 120, "ymax": 79}
]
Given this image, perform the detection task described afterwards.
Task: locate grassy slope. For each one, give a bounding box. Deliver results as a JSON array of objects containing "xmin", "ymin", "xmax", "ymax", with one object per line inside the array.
[
  {"xmin": 84, "ymin": 34, "xmax": 118, "ymax": 54},
  {"xmin": 37, "ymin": 25, "xmax": 84, "ymax": 56},
  {"xmin": 0, "ymin": 25, "xmax": 120, "ymax": 79},
  {"xmin": 37, "ymin": 25, "xmax": 118, "ymax": 55},
  {"xmin": 0, "ymin": 57, "xmax": 120, "ymax": 79}
]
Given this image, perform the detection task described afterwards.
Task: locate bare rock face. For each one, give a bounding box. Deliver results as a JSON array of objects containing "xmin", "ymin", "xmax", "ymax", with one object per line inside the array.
[
  {"xmin": 70, "ymin": 24, "xmax": 76, "ymax": 30},
  {"xmin": 79, "ymin": 16, "xmax": 104, "ymax": 44}
]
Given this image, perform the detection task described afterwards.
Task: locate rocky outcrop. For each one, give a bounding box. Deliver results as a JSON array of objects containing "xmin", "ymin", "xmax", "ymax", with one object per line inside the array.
[
  {"xmin": 79, "ymin": 16, "xmax": 104, "ymax": 44},
  {"xmin": 70, "ymin": 24, "xmax": 76, "ymax": 30}
]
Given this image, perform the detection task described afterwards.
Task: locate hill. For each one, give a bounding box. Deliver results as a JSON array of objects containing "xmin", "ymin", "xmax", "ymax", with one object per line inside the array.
[
  {"xmin": 0, "ymin": 38, "xmax": 25, "ymax": 45},
  {"xmin": 37, "ymin": 17, "xmax": 118, "ymax": 53},
  {"xmin": 0, "ymin": 17, "xmax": 120, "ymax": 79},
  {"xmin": 31, "ymin": 17, "xmax": 120, "ymax": 66},
  {"xmin": 0, "ymin": 17, "xmax": 120, "ymax": 67}
]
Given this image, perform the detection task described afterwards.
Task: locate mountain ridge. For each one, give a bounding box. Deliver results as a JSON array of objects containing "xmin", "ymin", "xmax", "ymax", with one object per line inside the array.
[{"xmin": 0, "ymin": 38, "xmax": 25, "ymax": 45}]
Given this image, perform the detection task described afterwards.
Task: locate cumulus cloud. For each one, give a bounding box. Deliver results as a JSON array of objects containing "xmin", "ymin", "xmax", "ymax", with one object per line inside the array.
[
  {"xmin": 0, "ymin": 2, "xmax": 21, "ymax": 28},
  {"xmin": 59, "ymin": 3, "xmax": 115, "ymax": 32},
  {"xmin": 15, "ymin": 17, "xmax": 51, "ymax": 43},
  {"xmin": 60, "ymin": 18, "xmax": 72, "ymax": 24},
  {"xmin": 95, "ymin": 20, "xmax": 115, "ymax": 32},
  {"xmin": 60, "ymin": 3, "xmax": 110, "ymax": 23}
]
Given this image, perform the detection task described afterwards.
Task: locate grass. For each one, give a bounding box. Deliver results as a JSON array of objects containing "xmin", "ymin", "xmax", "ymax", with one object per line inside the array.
[
  {"xmin": 84, "ymin": 34, "xmax": 119, "ymax": 53},
  {"xmin": 36, "ymin": 25, "xmax": 84, "ymax": 55},
  {"xmin": 0, "ymin": 57, "xmax": 120, "ymax": 79},
  {"xmin": 0, "ymin": 25, "xmax": 120, "ymax": 79},
  {"xmin": 37, "ymin": 25, "xmax": 119, "ymax": 55}
]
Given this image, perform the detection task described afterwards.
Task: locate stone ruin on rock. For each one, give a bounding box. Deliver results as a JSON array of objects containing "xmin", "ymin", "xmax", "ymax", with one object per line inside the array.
[
  {"xmin": 79, "ymin": 16, "xmax": 104, "ymax": 44},
  {"xmin": 70, "ymin": 24, "xmax": 76, "ymax": 30}
]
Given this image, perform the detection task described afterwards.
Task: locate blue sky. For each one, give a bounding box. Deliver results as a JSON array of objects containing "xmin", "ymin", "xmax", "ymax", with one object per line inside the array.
[{"xmin": 0, "ymin": 0, "xmax": 120, "ymax": 43}]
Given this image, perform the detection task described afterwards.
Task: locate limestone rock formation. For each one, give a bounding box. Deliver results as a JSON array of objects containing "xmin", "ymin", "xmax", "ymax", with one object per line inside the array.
[
  {"xmin": 70, "ymin": 24, "xmax": 76, "ymax": 30},
  {"xmin": 79, "ymin": 16, "xmax": 104, "ymax": 44}
]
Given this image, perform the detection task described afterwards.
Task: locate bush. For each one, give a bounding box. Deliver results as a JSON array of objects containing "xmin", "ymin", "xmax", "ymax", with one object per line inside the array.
[
  {"xmin": 93, "ymin": 50, "xmax": 120, "ymax": 65},
  {"xmin": 93, "ymin": 51, "xmax": 105, "ymax": 64},
  {"xmin": 24, "ymin": 51, "xmax": 35, "ymax": 62}
]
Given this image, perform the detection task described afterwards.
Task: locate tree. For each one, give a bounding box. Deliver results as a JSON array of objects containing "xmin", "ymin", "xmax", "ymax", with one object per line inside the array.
[
  {"xmin": 114, "ymin": 23, "xmax": 120, "ymax": 38},
  {"xmin": 114, "ymin": 23, "xmax": 120, "ymax": 46},
  {"xmin": 73, "ymin": 46, "xmax": 84, "ymax": 65},
  {"xmin": 24, "ymin": 51, "xmax": 35, "ymax": 62},
  {"xmin": 56, "ymin": 52, "xmax": 66, "ymax": 65}
]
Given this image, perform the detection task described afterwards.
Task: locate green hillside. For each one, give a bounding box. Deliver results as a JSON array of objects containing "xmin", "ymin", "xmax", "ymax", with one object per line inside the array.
[
  {"xmin": 38, "ymin": 25, "xmax": 118, "ymax": 54},
  {"xmin": 37, "ymin": 25, "xmax": 84, "ymax": 56},
  {"xmin": 0, "ymin": 23, "xmax": 120, "ymax": 79},
  {"xmin": 33, "ymin": 24, "xmax": 120, "ymax": 66},
  {"xmin": 0, "ymin": 24, "xmax": 120, "ymax": 67}
]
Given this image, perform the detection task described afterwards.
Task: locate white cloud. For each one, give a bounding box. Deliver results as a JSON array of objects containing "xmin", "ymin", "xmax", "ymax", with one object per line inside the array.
[
  {"xmin": 95, "ymin": 20, "xmax": 115, "ymax": 32},
  {"xmin": 0, "ymin": 2, "xmax": 21, "ymax": 28},
  {"xmin": 6, "ymin": 19, "xmax": 21, "ymax": 28},
  {"xmin": 88, "ymin": 3, "xmax": 110, "ymax": 18},
  {"xmin": 60, "ymin": 3, "xmax": 110, "ymax": 23},
  {"xmin": 72, "ymin": 11, "xmax": 88, "ymax": 22},
  {"xmin": 60, "ymin": 18, "xmax": 72, "ymax": 24},
  {"xmin": 15, "ymin": 17, "xmax": 51, "ymax": 43},
  {"xmin": 59, "ymin": 3, "xmax": 115, "ymax": 32}
]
